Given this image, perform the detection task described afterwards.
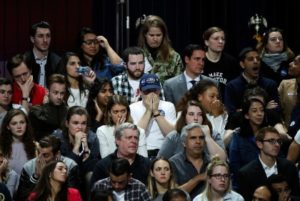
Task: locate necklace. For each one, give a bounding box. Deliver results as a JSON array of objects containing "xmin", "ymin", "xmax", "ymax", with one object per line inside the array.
[{"xmin": 206, "ymin": 52, "xmax": 221, "ymax": 63}]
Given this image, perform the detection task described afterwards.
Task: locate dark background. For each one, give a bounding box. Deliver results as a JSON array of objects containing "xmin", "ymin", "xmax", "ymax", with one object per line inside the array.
[{"xmin": 1, "ymin": 0, "xmax": 300, "ymax": 65}]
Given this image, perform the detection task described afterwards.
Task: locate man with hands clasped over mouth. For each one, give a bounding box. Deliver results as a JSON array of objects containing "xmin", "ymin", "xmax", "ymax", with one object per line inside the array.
[{"xmin": 130, "ymin": 73, "xmax": 176, "ymax": 159}]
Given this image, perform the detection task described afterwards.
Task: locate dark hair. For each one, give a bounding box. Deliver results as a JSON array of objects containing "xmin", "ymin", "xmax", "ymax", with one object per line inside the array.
[
  {"xmin": 90, "ymin": 189, "xmax": 113, "ymax": 201},
  {"xmin": 56, "ymin": 52, "xmax": 87, "ymax": 103},
  {"xmin": 182, "ymin": 44, "xmax": 205, "ymax": 64},
  {"xmin": 110, "ymin": 158, "xmax": 130, "ymax": 176},
  {"xmin": 238, "ymin": 46, "xmax": 257, "ymax": 61},
  {"xmin": 267, "ymin": 174, "xmax": 288, "ymax": 185},
  {"xmin": 176, "ymin": 79, "xmax": 218, "ymax": 112},
  {"xmin": 162, "ymin": 188, "xmax": 187, "ymax": 201},
  {"xmin": 0, "ymin": 77, "xmax": 12, "ymax": 86},
  {"xmin": 86, "ymin": 78, "xmax": 113, "ymax": 123},
  {"xmin": 30, "ymin": 21, "xmax": 51, "ymax": 37},
  {"xmin": 137, "ymin": 15, "xmax": 173, "ymax": 62},
  {"xmin": 32, "ymin": 160, "xmax": 68, "ymax": 201},
  {"xmin": 39, "ymin": 135, "xmax": 61, "ymax": 155},
  {"xmin": 122, "ymin": 46, "xmax": 144, "ymax": 63},
  {"xmin": 76, "ymin": 27, "xmax": 106, "ymax": 70},
  {"xmin": 7, "ymin": 53, "xmax": 31, "ymax": 75},
  {"xmin": 0, "ymin": 109, "xmax": 35, "ymax": 159},
  {"xmin": 176, "ymin": 100, "xmax": 212, "ymax": 133},
  {"xmin": 255, "ymin": 126, "xmax": 280, "ymax": 142},
  {"xmin": 47, "ymin": 74, "xmax": 66, "ymax": 89},
  {"xmin": 62, "ymin": 106, "xmax": 90, "ymax": 136},
  {"xmin": 240, "ymin": 98, "xmax": 266, "ymax": 137},
  {"xmin": 105, "ymin": 95, "xmax": 132, "ymax": 126}
]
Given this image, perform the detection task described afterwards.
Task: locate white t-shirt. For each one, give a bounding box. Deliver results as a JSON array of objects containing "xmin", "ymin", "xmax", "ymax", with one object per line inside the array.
[
  {"xmin": 130, "ymin": 100, "xmax": 176, "ymax": 150},
  {"xmin": 96, "ymin": 125, "xmax": 148, "ymax": 158},
  {"xmin": 113, "ymin": 190, "xmax": 125, "ymax": 201},
  {"xmin": 67, "ymin": 88, "xmax": 88, "ymax": 107},
  {"xmin": 128, "ymin": 78, "xmax": 141, "ymax": 103}
]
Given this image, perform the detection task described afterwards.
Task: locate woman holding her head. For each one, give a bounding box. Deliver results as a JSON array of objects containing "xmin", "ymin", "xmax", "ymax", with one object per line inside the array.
[
  {"xmin": 193, "ymin": 156, "xmax": 244, "ymax": 201},
  {"xmin": 57, "ymin": 52, "xmax": 96, "ymax": 107},
  {"xmin": 96, "ymin": 94, "xmax": 147, "ymax": 158},
  {"xmin": 137, "ymin": 15, "xmax": 183, "ymax": 84},
  {"xmin": 0, "ymin": 109, "xmax": 35, "ymax": 175},
  {"xmin": 86, "ymin": 78, "xmax": 114, "ymax": 132},
  {"xmin": 77, "ymin": 27, "xmax": 124, "ymax": 80},
  {"xmin": 177, "ymin": 80, "xmax": 228, "ymax": 139},
  {"xmin": 27, "ymin": 160, "xmax": 82, "ymax": 201},
  {"xmin": 148, "ymin": 157, "xmax": 191, "ymax": 201},
  {"xmin": 158, "ymin": 100, "xmax": 225, "ymax": 161}
]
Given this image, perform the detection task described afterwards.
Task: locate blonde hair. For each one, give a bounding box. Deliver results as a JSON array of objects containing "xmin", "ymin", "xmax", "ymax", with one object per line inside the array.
[{"xmin": 204, "ymin": 155, "xmax": 231, "ymax": 201}]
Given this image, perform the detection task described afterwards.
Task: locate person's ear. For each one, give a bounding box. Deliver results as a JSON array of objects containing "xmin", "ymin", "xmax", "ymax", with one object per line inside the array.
[
  {"xmin": 240, "ymin": 61, "xmax": 245, "ymax": 69},
  {"xmin": 30, "ymin": 36, "xmax": 35, "ymax": 44},
  {"xmin": 256, "ymin": 140, "xmax": 263, "ymax": 149}
]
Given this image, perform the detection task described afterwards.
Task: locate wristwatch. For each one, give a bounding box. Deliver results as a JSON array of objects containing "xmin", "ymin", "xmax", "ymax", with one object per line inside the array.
[{"xmin": 22, "ymin": 97, "xmax": 30, "ymax": 102}]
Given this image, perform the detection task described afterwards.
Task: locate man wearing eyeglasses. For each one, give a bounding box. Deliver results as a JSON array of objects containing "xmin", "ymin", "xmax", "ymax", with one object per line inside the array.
[
  {"xmin": 7, "ymin": 53, "xmax": 47, "ymax": 112},
  {"xmin": 130, "ymin": 73, "xmax": 176, "ymax": 159},
  {"xmin": 24, "ymin": 21, "xmax": 61, "ymax": 88},
  {"xmin": 237, "ymin": 126, "xmax": 299, "ymax": 201}
]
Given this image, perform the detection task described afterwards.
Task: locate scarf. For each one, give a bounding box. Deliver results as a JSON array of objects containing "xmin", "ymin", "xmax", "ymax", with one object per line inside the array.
[{"xmin": 262, "ymin": 52, "xmax": 288, "ymax": 72}]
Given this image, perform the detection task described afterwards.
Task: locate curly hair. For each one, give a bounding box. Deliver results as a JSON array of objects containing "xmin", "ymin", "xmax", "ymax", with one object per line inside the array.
[{"xmin": 0, "ymin": 109, "xmax": 35, "ymax": 159}]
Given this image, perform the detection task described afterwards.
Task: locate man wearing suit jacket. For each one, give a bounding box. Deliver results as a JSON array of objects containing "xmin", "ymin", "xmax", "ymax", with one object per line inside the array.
[
  {"xmin": 163, "ymin": 44, "xmax": 216, "ymax": 106},
  {"xmin": 237, "ymin": 126, "xmax": 299, "ymax": 201}
]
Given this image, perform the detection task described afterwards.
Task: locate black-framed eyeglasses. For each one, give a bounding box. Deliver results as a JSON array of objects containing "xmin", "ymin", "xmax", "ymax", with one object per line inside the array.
[
  {"xmin": 261, "ymin": 139, "xmax": 283, "ymax": 145},
  {"xmin": 210, "ymin": 173, "xmax": 230, "ymax": 180},
  {"xmin": 82, "ymin": 40, "xmax": 99, "ymax": 45}
]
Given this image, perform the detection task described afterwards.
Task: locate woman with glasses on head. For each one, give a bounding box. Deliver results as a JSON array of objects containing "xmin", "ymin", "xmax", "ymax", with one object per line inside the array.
[
  {"xmin": 257, "ymin": 27, "xmax": 294, "ymax": 85},
  {"xmin": 57, "ymin": 52, "xmax": 96, "ymax": 107},
  {"xmin": 77, "ymin": 27, "xmax": 124, "ymax": 80},
  {"xmin": 193, "ymin": 156, "xmax": 244, "ymax": 201},
  {"xmin": 158, "ymin": 100, "xmax": 226, "ymax": 161}
]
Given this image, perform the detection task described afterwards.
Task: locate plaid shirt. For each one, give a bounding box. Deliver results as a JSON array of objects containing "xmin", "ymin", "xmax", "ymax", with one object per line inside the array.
[
  {"xmin": 93, "ymin": 177, "xmax": 151, "ymax": 201},
  {"xmin": 112, "ymin": 73, "xmax": 165, "ymax": 104}
]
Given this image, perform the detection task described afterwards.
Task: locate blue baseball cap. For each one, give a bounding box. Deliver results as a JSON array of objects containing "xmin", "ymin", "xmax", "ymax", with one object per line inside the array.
[{"xmin": 139, "ymin": 74, "xmax": 161, "ymax": 92}]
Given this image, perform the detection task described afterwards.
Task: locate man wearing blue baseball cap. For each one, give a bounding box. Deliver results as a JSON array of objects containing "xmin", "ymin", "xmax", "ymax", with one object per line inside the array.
[{"xmin": 129, "ymin": 73, "xmax": 177, "ymax": 159}]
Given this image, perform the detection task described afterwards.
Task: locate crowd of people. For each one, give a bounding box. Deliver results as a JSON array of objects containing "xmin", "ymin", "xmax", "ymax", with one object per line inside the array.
[{"xmin": 0, "ymin": 15, "xmax": 300, "ymax": 201}]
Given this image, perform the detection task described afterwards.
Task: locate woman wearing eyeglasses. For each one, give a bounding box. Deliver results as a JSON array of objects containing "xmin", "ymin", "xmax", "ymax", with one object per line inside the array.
[
  {"xmin": 193, "ymin": 156, "xmax": 244, "ymax": 201},
  {"xmin": 77, "ymin": 27, "xmax": 124, "ymax": 80},
  {"xmin": 257, "ymin": 27, "xmax": 294, "ymax": 85}
]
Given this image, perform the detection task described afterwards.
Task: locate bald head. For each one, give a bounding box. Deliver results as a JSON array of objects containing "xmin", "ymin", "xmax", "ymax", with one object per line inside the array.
[{"xmin": 253, "ymin": 186, "xmax": 272, "ymax": 201}]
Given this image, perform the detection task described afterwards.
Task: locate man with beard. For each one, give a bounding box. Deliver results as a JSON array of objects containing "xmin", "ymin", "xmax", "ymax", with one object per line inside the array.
[
  {"xmin": 112, "ymin": 46, "xmax": 164, "ymax": 104},
  {"xmin": 224, "ymin": 47, "xmax": 280, "ymax": 114},
  {"xmin": 237, "ymin": 127, "xmax": 299, "ymax": 201},
  {"xmin": 164, "ymin": 44, "xmax": 217, "ymax": 105},
  {"xmin": 24, "ymin": 21, "xmax": 61, "ymax": 88}
]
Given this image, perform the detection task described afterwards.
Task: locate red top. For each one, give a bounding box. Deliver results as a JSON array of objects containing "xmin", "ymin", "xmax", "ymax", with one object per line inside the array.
[
  {"xmin": 27, "ymin": 188, "xmax": 82, "ymax": 201},
  {"xmin": 12, "ymin": 82, "xmax": 46, "ymax": 105}
]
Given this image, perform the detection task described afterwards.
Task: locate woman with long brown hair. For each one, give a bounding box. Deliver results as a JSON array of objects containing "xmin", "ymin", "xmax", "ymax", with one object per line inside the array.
[{"xmin": 0, "ymin": 109, "xmax": 35, "ymax": 175}]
